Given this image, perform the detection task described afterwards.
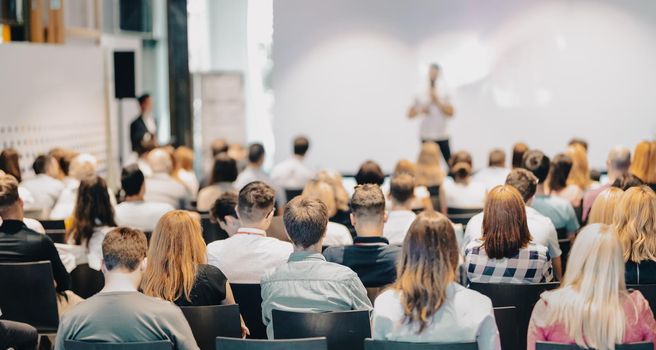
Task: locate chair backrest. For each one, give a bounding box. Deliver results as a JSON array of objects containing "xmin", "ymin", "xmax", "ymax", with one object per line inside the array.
[
  {"xmin": 627, "ymin": 285, "xmax": 656, "ymax": 317},
  {"xmin": 555, "ymin": 228, "xmax": 568, "ymax": 240},
  {"xmin": 363, "ymin": 339, "xmax": 477, "ymax": 350},
  {"xmin": 70, "ymin": 263, "xmax": 105, "ymax": 299},
  {"xmin": 230, "ymin": 284, "xmax": 267, "ymax": 339},
  {"xmin": 64, "ymin": 340, "xmax": 173, "ymax": 350},
  {"xmin": 285, "ymin": 189, "xmax": 304, "ymax": 203},
  {"xmin": 536, "ymin": 342, "xmax": 652, "ymax": 350},
  {"xmin": 40, "ymin": 219, "xmax": 66, "ymax": 243},
  {"xmin": 468, "ymin": 282, "xmax": 559, "ymax": 349},
  {"xmin": 558, "ymin": 239, "xmax": 572, "ymax": 273},
  {"xmin": 179, "ymin": 304, "xmax": 241, "ymax": 350},
  {"xmin": 446, "ymin": 208, "xmax": 482, "ymax": 226},
  {"xmin": 0, "ymin": 261, "xmax": 59, "ymax": 333},
  {"xmin": 265, "ymin": 216, "xmax": 291, "ymax": 243},
  {"xmin": 426, "ymin": 185, "xmax": 441, "ymax": 212},
  {"xmin": 493, "ymin": 306, "xmax": 518, "ymax": 350},
  {"xmin": 272, "ymin": 309, "xmax": 371, "ymax": 350},
  {"xmin": 198, "ymin": 211, "xmax": 229, "ymax": 244},
  {"xmin": 216, "ymin": 337, "xmax": 328, "ymax": 350}
]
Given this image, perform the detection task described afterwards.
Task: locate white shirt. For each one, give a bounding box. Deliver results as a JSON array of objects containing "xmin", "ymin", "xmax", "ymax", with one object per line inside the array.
[
  {"xmin": 63, "ymin": 226, "xmax": 114, "ymax": 271},
  {"xmin": 20, "ymin": 174, "xmax": 65, "ymax": 217},
  {"xmin": 383, "ymin": 210, "xmax": 417, "ymax": 245},
  {"xmin": 144, "ymin": 173, "xmax": 190, "ymax": 209},
  {"xmin": 115, "ymin": 200, "xmax": 175, "ymax": 232},
  {"xmin": 472, "ymin": 167, "xmax": 510, "ymax": 192},
  {"xmin": 196, "ymin": 182, "xmax": 236, "ymax": 212},
  {"xmin": 176, "ymin": 169, "xmax": 199, "ymax": 200},
  {"xmin": 372, "ymin": 284, "xmax": 500, "ymax": 350},
  {"xmin": 462, "ymin": 206, "xmax": 561, "ymax": 258},
  {"xmin": 323, "ymin": 222, "xmax": 353, "ymax": 247},
  {"xmin": 270, "ymin": 156, "xmax": 315, "ymax": 190},
  {"xmin": 414, "ymin": 86, "xmax": 451, "ymax": 140},
  {"xmin": 142, "ymin": 114, "xmax": 157, "ymax": 134},
  {"xmin": 442, "ymin": 178, "xmax": 487, "ymax": 209},
  {"xmin": 234, "ymin": 166, "xmax": 275, "ymax": 191},
  {"xmin": 50, "ymin": 178, "xmax": 118, "ymax": 220},
  {"xmin": 206, "ymin": 228, "xmax": 293, "ymax": 283}
]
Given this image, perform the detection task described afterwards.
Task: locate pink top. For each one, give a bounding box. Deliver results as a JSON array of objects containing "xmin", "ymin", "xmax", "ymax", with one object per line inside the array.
[{"xmin": 527, "ymin": 291, "xmax": 656, "ymax": 350}]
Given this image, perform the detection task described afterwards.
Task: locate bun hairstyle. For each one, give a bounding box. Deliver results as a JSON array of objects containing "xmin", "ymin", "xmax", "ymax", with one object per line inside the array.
[{"xmin": 449, "ymin": 151, "xmax": 473, "ymax": 183}]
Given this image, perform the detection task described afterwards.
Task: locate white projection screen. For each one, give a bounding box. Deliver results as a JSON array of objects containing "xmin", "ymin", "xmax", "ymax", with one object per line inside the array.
[{"xmin": 272, "ymin": 0, "xmax": 656, "ymax": 173}]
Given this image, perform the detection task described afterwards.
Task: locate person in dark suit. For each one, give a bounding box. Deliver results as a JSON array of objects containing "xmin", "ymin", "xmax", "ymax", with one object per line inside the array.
[{"xmin": 130, "ymin": 94, "xmax": 157, "ymax": 152}]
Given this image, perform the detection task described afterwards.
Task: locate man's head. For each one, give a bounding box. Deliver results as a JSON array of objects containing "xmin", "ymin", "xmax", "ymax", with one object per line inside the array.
[
  {"xmin": 210, "ymin": 154, "xmax": 238, "ymax": 185},
  {"xmin": 355, "ymin": 160, "xmax": 385, "ymax": 186},
  {"xmin": 511, "ymin": 143, "xmax": 529, "ymax": 169},
  {"xmin": 568, "ymin": 138, "xmax": 588, "ymax": 152},
  {"xmin": 69, "ymin": 153, "xmax": 98, "ymax": 181},
  {"xmin": 211, "ymin": 191, "xmax": 240, "ymax": 236},
  {"xmin": 32, "ymin": 155, "xmax": 48, "ymax": 175},
  {"xmin": 237, "ymin": 181, "xmax": 275, "ymax": 229},
  {"xmin": 429, "ymin": 63, "xmax": 440, "ymax": 81},
  {"xmin": 489, "ymin": 149, "xmax": 506, "ymax": 168},
  {"xmin": 283, "ymin": 196, "xmax": 328, "ymax": 250},
  {"xmin": 211, "ymin": 138, "xmax": 229, "ymax": 157},
  {"xmin": 0, "ymin": 174, "xmax": 22, "ymax": 219},
  {"xmin": 522, "ymin": 150, "xmax": 550, "ymax": 184},
  {"xmin": 505, "ymin": 168, "xmax": 538, "ymax": 203},
  {"xmin": 147, "ymin": 148, "xmax": 173, "ymax": 174},
  {"xmin": 121, "ymin": 164, "xmax": 145, "ymax": 199},
  {"xmin": 248, "ymin": 143, "xmax": 266, "ymax": 166},
  {"xmin": 607, "ymin": 146, "xmax": 631, "ymax": 180},
  {"xmin": 101, "ymin": 227, "xmax": 148, "ymax": 281},
  {"xmin": 293, "ymin": 136, "xmax": 310, "ymax": 157},
  {"xmin": 350, "ymin": 184, "xmax": 387, "ymax": 236},
  {"xmin": 137, "ymin": 94, "xmax": 152, "ymax": 114},
  {"xmin": 389, "ymin": 174, "xmax": 415, "ymax": 208}
]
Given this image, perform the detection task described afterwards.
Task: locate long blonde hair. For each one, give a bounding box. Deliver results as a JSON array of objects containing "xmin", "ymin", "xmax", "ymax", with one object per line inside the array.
[
  {"xmin": 588, "ymin": 187, "xmax": 624, "ymax": 225},
  {"xmin": 394, "ymin": 211, "xmax": 458, "ymax": 333},
  {"xmin": 416, "ymin": 143, "xmax": 445, "ymax": 187},
  {"xmin": 316, "ymin": 170, "xmax": 350, "ymax": 212},
  {"xmin": 630, "ymin": 141, "xmax": 656, "ymax": 184},
  {"xmin": 566, "ymin": 144, "xmax": 591, "ymax": 190},
  {"xmin": 542, "ymin": 224, "xmax": 629, "ymax": 350},
  {"xmin": 614, "ymin": 186, "xmax": 656, "ymax": 263},
  {"xmin": 141, "ymin": 210, "xmax": 207, "ymax": 302},
  {"xmin": 303, "ymin": 180, "xmax": 338, "ymax": 217}
]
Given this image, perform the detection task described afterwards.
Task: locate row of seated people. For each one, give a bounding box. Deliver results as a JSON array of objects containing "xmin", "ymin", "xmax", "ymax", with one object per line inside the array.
[{"xmin": 1, "ymin": 160, "xmax": 656, "ymax": 350}]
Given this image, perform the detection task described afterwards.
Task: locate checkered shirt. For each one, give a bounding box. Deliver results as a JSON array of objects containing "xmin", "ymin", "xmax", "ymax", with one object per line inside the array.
[{"xmin": 464, "ymin": 240, "xmax": 553, "ymax": 284}]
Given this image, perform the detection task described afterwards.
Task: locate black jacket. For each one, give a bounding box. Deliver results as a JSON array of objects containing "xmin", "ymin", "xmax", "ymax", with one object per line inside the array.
[
  {"xmin": 0, "ymin": 220, "xmax": 71, "ymax": 292},
  {"xmin": 129, "ymin": 116, "xmax": 155, "ymax": 152}
]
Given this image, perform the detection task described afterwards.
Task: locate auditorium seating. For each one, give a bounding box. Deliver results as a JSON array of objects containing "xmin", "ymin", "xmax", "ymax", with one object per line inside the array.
[
  {"xmin": 70, "ymin": 263, "xmax": 105, "ymax": 298},
  {"xmin": 64, "ymin": 340, "xmax": 173, "ymax": 350},
  {"xmin": 179, "ymin": 304, "xmax": 242, "ymax": 350},
  {"xmin": 272, "ymin": 309, "xmax": 371, "ymax": 350},
  {"xmin": 446, "ymin": 208, "xmax": 482, "ymax": 226},
  {"xmin": 536, "ymin": 342, "xmax": 651, "ymax": 350},
  {"xmin": 285, "ymin": 189, "xmax": 304, "ymax": 202},
  {"xmin": 216, "ymin": 336, "xmax": 328, "ymax": 350},
  {"xmin": 198, "ymin": 211, "xmax": 229, "ymax": 244},
  {"xmin": 40, "ymin": 219, "xmax": 66, "ymax": 243},
  {"xmin": 230, "ymin": 284, "xmax": 267, "ymax": 339},
  {"xmin": 364, "ymin": 339, "xmax": 477, "ymax": 350},
  {"xmin": 493, "ymin": 306, "xmax": 518, "ymax": 350}
]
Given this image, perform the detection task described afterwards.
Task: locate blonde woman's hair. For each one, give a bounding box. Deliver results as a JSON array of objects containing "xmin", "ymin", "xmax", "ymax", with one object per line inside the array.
[
  {"xmin": 141, "ymin": 210, "xmax": 207, "ymax": 302},
  {"xmin": 614, "ymin": 186, "xmax": 656, "ymax": 263},
  {"xmin": 316, "ymin": 170, "xmax": 349, "ymax": 212},
  {"xmin": 416, "ymin": 143, "xmax": 445, "ymax": 187},
  {"xmin": 302, "ymin": 180, "xmax": 338, "ymax": 217},
  {"xmin": 174, "ymin": 146, "xmax": 194, "ymax": 172},
  {"xmin": 630, "ymin": 141, "xmax": 656, "ymax": 184},
  {"xmin": 394, "ymin": 159, "xmax": 417, "ymax": 177},
  {"xmin": 542, "ymin": 224, "xmax": 629, "ymax": 350},
  {"xmin": 588, "ymin": 187, "xmax": 624, "ymax": 225},
  {"xmin": 566, "ymin": 144, "xmax": 591, "ymax": 190}
]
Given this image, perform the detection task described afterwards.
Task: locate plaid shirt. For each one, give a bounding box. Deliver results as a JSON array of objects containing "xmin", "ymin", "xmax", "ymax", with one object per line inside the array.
[{"xmin": 464, "ymin": 240, "xmax": 553, "ymax": 284}]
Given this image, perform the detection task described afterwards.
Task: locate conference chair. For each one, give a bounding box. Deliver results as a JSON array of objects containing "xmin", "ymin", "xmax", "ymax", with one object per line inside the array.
[
  {"xmin": 558, "ymin": 238, "xmax": 571, "ymax": 272},
  {"xmin": 265, "ymin": 216, "xmax": 291, "ymax": 243},
  {"xmin": 64, "ymin": 340, "xmax": 173, "ymax": 350},
  {"xmin": 179, "ymin": 304, "xmax": 241, "ymax": 350},
  {"xmin": 446, "ymin": 208, "xmax": 482, "ymax": 226},
  {"xmin": 627, "ymin": 284, "xmax": 656, "ymax": 316},
  {"xmin": 427, "ymin": 185, "xmax": 441, "ymax": 212},
  {"xmin": 198, "ymin": 211, "xmax": 229, "ymax": 244},
  {"xmin": 555, "ymin": 228, "xmax": 568, "ymax": 240},
  {"xmin": 363, "ymin": 339, "xmax": 478, "ymax": 350},
  {"xmin": 230, "ymin": 284, "xmax": 267, "ymax": 339},
  {"xmin": 493, "ymin": 306, "xmax": 518, "ymax": 350},
  {"xmin": 285, "ymin": 189, "xmax": 304, "ymax": 203},
  {"xmin": 70, "ymin": 263, "xmax": 105, "ymax": 298},
  {"xmin": 468, "ymin": 282, "xmax": 559, "ymax": 349},
  {"xmin": 216, "ymin": 337, "xmax": 327, "ymax": 350},
  {"xmin": 272, "ymin": 309, "xmax": 371, "ymax": 350},
  {"xmin": 40, "ymin": 219, "xmax": 66, "ymax": 243},
  {"xmin": 0, "ymin": 261, "xmax": 59, "ymax": 334},
  {"xmin": 536, "ymin": 342, "xmax": 651, "ymax": 350}
]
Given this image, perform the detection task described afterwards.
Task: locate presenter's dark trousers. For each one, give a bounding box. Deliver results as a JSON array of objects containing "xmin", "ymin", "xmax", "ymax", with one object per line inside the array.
[
  {"xmin": 422, "ymin": 138, "xmax": 451, "ymax": 164},
  {"xmin": 0, "ymin": 320, "xmax": 38, "ymax": 350}
]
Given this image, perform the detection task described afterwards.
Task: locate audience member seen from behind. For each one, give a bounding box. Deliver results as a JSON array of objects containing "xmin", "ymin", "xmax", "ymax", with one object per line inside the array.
[
  {"xmin": 316, "ymin": 170, "xmax": 355, "ymax": 234},
  {"xmin": 587, "ymin": 187, "xmax": 624, "ymax": 225},
  {"xmin": 19, "ymin": 154, "xmax": 65, "ymax": 218},
  {"xmin": 196, "ymin": 154, "xmax": 238, "ymax": 212},
  {"xmin": 54, "ymin": 227, "xmax": 199, "ymax": 350},
  {"xmin": 582, "ymin": 146, "xmax": 631, "ymax": 222},
  {"xmin": 271, "ymin": 136, "xmax": 315, "ymax": 193},
  {"xmin": 324, "ymin": 184, "xmax": 401, "ymax": 289},
  {"xmin": 473, "ymin": 148, "xmax": 510, "ymax": 191},
  {"xmin": 443, "ymin": 151, "xmax": 486, "ymax": 209},
  {"xmin": 173, "ymin": 146, "xmax": 199, "ymax": 200},
  {"xmin": 115, "ymin": 165, "xmax": 174, "ymax": 232},
  {"xmin": 630, "ymin": 141, "xmax": 656, "ymax": 190},
  {"xmin": 261, "ymin": 197, "xmax": 372, "ymax": 338},
  {"xmin": 144, "ymin": 148, "xmax": 190, "ymax": 209},
  {"xmin": 527, "ymin": 224, "xmax": 656, "ymax": 350},
  {"xmin": 415, "ymin": 142, "xmax": 447, "ymax": 213},
  {"xmin": 464, "ymin": 185, "xmax": 553, "ymax": 284},
  {"xmin": 234, "ymin": 143, "xmax": 274, "ymax": 191},
  {"xmin": 565, "ymin": 143, "xmax": 593, "ymax": 192},
  {"xmin": 302, "ymin": 180, "xmax": 353, "ymax": 246},
  {"xmin": 547, "ymin": 153, "xmax": 582, "ymax": 209},
  {"xmin": 383, "ymin": 174, "xmax": 418, "ymax": 245},
  {"xmin": 373, "ymin": 211, "xmax": 500, "ymax": 349},
  {"xmin": 50, "ymin": 153, "xmax": 100, "ymax": 220},
  {"xmin": 205, "ymin": 181, "xmax": 292, "ymax": 283},
  {"xmin": 0, "ymin": 148, "xmax": 22, "ymax": 182},
  {"xmin": 209, "ymin": 191, "xmax": 240, "ymax": 237},
  {"xmin": 614, "ymin": 186, "xmax": 656, "ymax": 284},
  {"xmin": 392, "ymin": 159, "xmax": 432, "ymax": 211},
  {"xmin": 511, "ymin": 142, "xmax": 529, "ymax": 169},
  {"xmin": 355, "ymin": 160, "xmax": 386, "ymax": 187}
]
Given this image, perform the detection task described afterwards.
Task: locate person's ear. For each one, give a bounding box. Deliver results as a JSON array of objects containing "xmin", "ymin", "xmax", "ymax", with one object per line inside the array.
[
  {"xmin": 350, "ymin": 213, "xmax": 356, "ymax": 227},
  {"xmin": 218, "ymin": 220, "xmax": 228, "ymax": 231},
  {"xmin": 235, "ymin": 206, "xmax": 241, "ymax": 220},
  {"xmin": 140, "ymin": 258, "xmax": 148, "ymax": 271},
  {"xmin": 100, "ymin": 260, "xmax": 107, "ymax": 274},
  {"xmin": 383, "ymin": 210, "xmax": 389, "ymax": 223},
  {"xmin": 17, "ymin": 198, "xmax": 24, "ymax": 209}
]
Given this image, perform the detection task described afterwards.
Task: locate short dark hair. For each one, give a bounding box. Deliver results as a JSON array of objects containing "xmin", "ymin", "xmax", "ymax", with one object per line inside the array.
[
  {"xmin": 430, "ymin": 63, "xmax": 441, "ymax": 70},
  {"xmin": 612, "ymin": 173, "xmax": 644, "ymax": 191},
  {"xmin": 293, "ymin": 136, "xmax": 310, "ymax": 156},
  {"xmin": 32, "ymin": 155, "xmax": 48, "ymax": 175},
  {"xmin": 102, "ymin": 227, "xmax": 148, "ymax": 271},
  {"xmin": 505, "ymin": 168, "xmax": 538, "ymax": 203},
  {"xmin": 390, "ymin": 174, "xmax": 415, "ymax": 204},
  {"xmin": 511, "ymin": 143, "xmax": 529, "ymax": 168},
  {"xmin": 522, "ymin": 150, "xmax": 550, "ymax": 183},
  {"xmin": 121, "ymin": 164, "xmax": 145, "ymax": 197},
  {"xmin": 0, "ymin": 174, "xmax": 20, "ymax": 209},
  {"xmin": 547, "ymin": 154, "xmax": 573, "ymax": 192},
  {"xmin": 489, "ymin": 149, "xmax": 506, "ymax": 167},
  {"xmin": 211, "ymin": 139, "xmax": 229, "ymax": 157},
  {"xmin": 137, "ymin": 94, "xmax": 151, "ymax": 106},
  {"xmin": 238, "ymin": 181, "xmax": 275, "ymax": 222},
  {"xmin": 248, "ymin": 143, "xmax": 266, "ymax": 164},
  {"xmin": 211, "ymin": 191, "xmax": 238, "ymax": 223},
  {"xmin": 210, "ymin": 154, "xmax": 238, "ymax": 184},
  {"xmin": 569, "ymin": 138, "xmax": 588, "ymax": 151},
  {"xmin": 283, "ymin": 196, "xmax": 328, "ymax": 248},
  {"xmin": 351, "ymin": 184, "xmax": 386, "ymax": 220},
  {"xmin": 355, "ymin": 160, "xmax": 385, "ymax": 186}
]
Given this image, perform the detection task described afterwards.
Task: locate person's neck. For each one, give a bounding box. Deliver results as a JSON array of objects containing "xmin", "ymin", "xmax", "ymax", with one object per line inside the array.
[
  {"xmin": 355, "ymin": 225, "xmax": 384, "ymax": 238},
  {"xmin": 124, "ymin": 194, "xmax": 144, "ymax": 202},
  {"xmin": 293, "ymin": 243, "xmax": 321, "ymax": 254},
  {"xmin": 240, "ymin": 222, "xmax": 269, "ymax": 232},
  {"xmin": 0, "ymin": 207, "xmax": 23, "ymax": 221},
  {"xmin": 293, "ymin": 154, "xmax": 304, "ymax": 161},
  {"xmin": 390, "ymin": 201, "xmax": 413, "ymax": 211},
  {"xmin": 248, "ymin": 163, "xmax": 263, "ymax": 170},
  {"xmin": 101, "ymin": 271, "xmax": 141, "ymax": 293},
  {"xmin": 536, "ymin": 184, "xmax": 546, "ymax": 195}
]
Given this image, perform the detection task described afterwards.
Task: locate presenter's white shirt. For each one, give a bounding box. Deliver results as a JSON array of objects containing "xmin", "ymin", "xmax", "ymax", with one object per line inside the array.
[
  {"xmin": 414, "ymin": 86, "xmax": 451, "ymax": 140},
  {"xmin": 442, "ymin": 178, "xmax": 487, "ymax": 209},
  {"xmin": 115, "ymin": 200, "xmax": 175, "ymax": 232},
  {"xmin": 206, "ymin": 228, "xmax": 293, "ymax": 283},
  {"xmin": 383, "ymin": 210, "xmax": 417, "ymax": 245}
]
